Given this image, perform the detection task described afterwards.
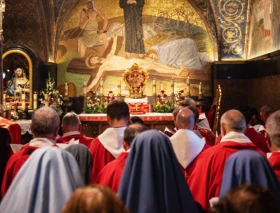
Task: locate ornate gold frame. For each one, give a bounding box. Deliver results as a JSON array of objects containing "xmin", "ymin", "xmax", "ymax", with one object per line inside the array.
[
  {"xmin": 122, "ymin": 63, "xmax": 149, "ymax": 98},
  {"xmin": 3, "ymin": 49, "xmax": 33, "ymax": 109}
]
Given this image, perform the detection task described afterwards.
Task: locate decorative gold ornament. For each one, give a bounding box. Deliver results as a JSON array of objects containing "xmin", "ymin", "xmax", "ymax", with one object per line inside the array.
[{"xmin": 122, "ymin": 63, "xmax": 149, "ymax": 98}]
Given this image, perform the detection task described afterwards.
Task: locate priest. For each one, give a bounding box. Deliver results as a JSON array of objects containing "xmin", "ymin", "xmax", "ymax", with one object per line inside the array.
[
  {"xmin": 96, "ymin": 123, "xmax": 147, "ymax": 192},
  {"xmin": 89, "ymin": 100, "xmax": 130, "ymax": 183},
  {"xmin": 170, "ymin": 108, "xmax": 209, "ymax": 180},
  {"xmin": 56, "ymin": 112, "xmax": 93, "ymax": 147},
  {"xmin": 187, "ymin": 109, "xmax": 264, "ymax": 211},
  {"xmin": 266, "ymin": 110, "xmax": 280, "ymax": 181},
  {"xmin": 1, "ymin": 107, "xmax": 60, "ymax": 199}
]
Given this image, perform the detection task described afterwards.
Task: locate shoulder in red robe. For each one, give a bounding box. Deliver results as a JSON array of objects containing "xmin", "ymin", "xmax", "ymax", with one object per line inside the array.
[
  {"xmin": 89, "ymin": 138, "xmax": 116, "ymax": 184},
  {"xmin": 1, "ymin": 145, "xmax": 38, "ymax": 198},
  {"xmin": 56, "ymin": 134, "xmax": 93, "ymax": 148},
  {"xmin": 245, "ymin": 127, "xmax": 269, "ymax": 153},
  {"xmin": 96, "ymin": 152, "xmax": 129, "ymax": 193},
  {"xmin": 268, "ymin": 152, "xmax": 280, "ymax": 182},
  {"xmin": 187, "ymin": 141, "xmax": 263, "ymax": 211},
  {"xmin": 198, "ymin": 129, "xmax": 215, "ymax": 146}
]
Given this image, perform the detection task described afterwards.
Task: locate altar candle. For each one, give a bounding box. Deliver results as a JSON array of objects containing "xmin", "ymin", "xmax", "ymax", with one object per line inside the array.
[
  {"xmin": 22, "ymin": 93, "xmax": 26, "ymax": 111},
  {"xmin": 152, "ymin": 79, "xmax": 156, "ymax": 86},
  {"xmin": 100, "ymin": 79, "xmax": 104, "ymax": 94},
  {"xmin": 33, "ymin": 93, "xmax": 38, "ymax": 110},
  {"xmin": 186, "ymin": 77, "xmax": 190, "ymax": 95},
  {"xmin": 65, "ymin": 83, "xmax": 68, "ymax": 96},
  {"xmin": 160, "ymin": 82, "xmax": 163, "ymax": 91},
  {"xmin": 44, "ymin": 94, "xmax": 49, "ymax": 107},
  {"xmin": 119, "ymin": 81, "xmax": 121, "ymax": 95},
  {"xmin": 171, "ymin": 79, "xmax": 174, "ymax": 94},
  {"xmin": 199, "ymin": 82, "xmax": 202, "ymax": 95},
  {"xmin": 83, "ymin": 81, "xmax": 87, "ymax": 87}
]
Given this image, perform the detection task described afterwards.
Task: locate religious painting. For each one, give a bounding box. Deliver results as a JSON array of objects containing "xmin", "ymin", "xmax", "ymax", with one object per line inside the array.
[
  {"xmin": 2, "ymin": 49, "xmax": 33, "ymax": 109},
  {"xmin": 57, "ymin": 0, "xmax": 214, "ymax": 97},
  {"xmin": 248, "ymin": 0, "xmax": 280, "ymax": 59}
]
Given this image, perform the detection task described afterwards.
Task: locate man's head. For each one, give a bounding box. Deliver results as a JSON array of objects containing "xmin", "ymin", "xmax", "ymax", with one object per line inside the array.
[
  {"xmin": 31, "ymin": 107, "xmax": 60, "ymax": 140},
  {"xmin": 62, "ymin": 112, "xmax": 81, "ymax": 134},
  {"xmin": 260, "ymin": 105, "xmax": 275, "ymax": 123},
  {"xmin": 181, "ymin": 98, "xmax": 196, "ymax": 108},
  {"xmin": 175, "ymin": 108, "xmax": 195, "ymax": 130},
  {"xmin": 266, "ymin": 110, "xmax": 280, "ymax": 152},
  {"xmin": 123, "ymin": 123, "xmax": 148, "ymax": 150},
  {"xmin": 220, "ymin": 110, "xmax": 246, "ymax": 136},
  {"xmin": 233, "ymin": 105, "xmax": 252, "ymax": 125},
  {"xmin": 106, "ymin": 100, "xmax": 130, "ymax": 127}
]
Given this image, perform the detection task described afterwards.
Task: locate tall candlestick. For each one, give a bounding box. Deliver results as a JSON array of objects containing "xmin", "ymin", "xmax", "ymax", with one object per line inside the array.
[
  {"xmin": 186, "ymin": 77, "xmax": 190, "ymax": 96},
  {"xmin": 160, "ymin": 82, "xmax": 163, "ymax": 91},
  {"xmin": 33, "ymin": 93, "xmax": 38, "ymax": 110},
  {"xmin": 100, "ymin": 79, "xmax": 104, "ymax": 94},
  {"xmin": 199, "ymin": 82, "xmax": 202, "ymax": 95},
  {"xmin": 44, "ymin": 94, "xmax": 49, "ymax": 107},
  {"xmin": 119, "ymin": 81, "xmax": 121, "ymax": 96},
  {"xmin": 65, "ymin": 83, "xmax": 68, "ymax": 97},
  {"xmin": 171, "ymin": 79, "xmax": 174, "ymax": 94},
  {"xmin": 21, "ymin": 93, "xmax": 26, "ymax": 111},
  {"xmin": 83, "ymin": 81, "xmax": 87, "ymax": 87}
]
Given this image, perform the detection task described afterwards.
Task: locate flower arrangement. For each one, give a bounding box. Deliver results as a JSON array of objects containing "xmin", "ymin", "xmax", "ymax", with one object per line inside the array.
[
  {"xmin": 84, "ymin": 91, "xmax": 116, "ymax": 114},
  {"xmin": 154, "ymin": 90, "xmax": 174, "ymax": 113},
  {"xmin": 174, "ymin": 90, "xmax": 185, "ymax": 107},
  {"xmin": 84, "ymin": 91, "xmax": 103, "ymax": 113},
  {"xmin": 40, "ymin": 73, "xmax": 63, "ymax": 115},
  {"xmin": 104, "ymin": 91, "xmax": 116, "ymax": 108}
]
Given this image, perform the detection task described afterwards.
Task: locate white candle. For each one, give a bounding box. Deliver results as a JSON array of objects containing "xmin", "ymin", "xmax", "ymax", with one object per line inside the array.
[
  {"xmin": 83, "ymin": 81, "xmax": 87, "ymax": 87},
  {"xmin": 152, "ymin": 85, "xmax": 156, "ymax": 94},
  {"xmin": 33, "ymin": 93, "xmax": 38, "ymax": 110},
  {"xmin": 65, "ymin": 83, "xmax": 68, "ymax": 96},
  {"xmin": 186, "ymin": 77, "xmax": 190, "ymax": 95},
  {"xmin": 22, "ymin": 93, "xmax": 26, "ymax": 111},
  {"xmin": 44, "ymin": 94, "xmax": 49, "ymax": 107},
  {"xmin": 171, "ymin": 79, "xmax": 174, "ymax": 94},
  {"xmin": 119, "ymin": 81, "xmax": 121, "ymax": 95},
  {"xmin": 199, "ymin": 82, "xmax": 202, "ymax": 95},
  {"xmin": 152, "ymin": 79, "xmax": 156, "ymax": 86}
]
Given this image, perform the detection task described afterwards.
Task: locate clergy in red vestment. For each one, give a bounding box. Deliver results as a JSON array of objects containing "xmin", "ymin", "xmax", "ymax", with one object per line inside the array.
[
  {"xmin": 216, "ymin": 105, "xmax": 269, "ymax": 152},
  {"xmin": 56, "ymin": 112, "xmax": 93, "ymax": 147},
  {"xmin": 187, "ymin": 110, "xmax": 264, "ymax": 211},
  {"xmin": 171, "ymin": 108, "xmax": 209, "ymax": 181},
  {"xmin": 97, "ymin": 123, "xmax": 148, "ymax": 192},
  {"xmin": 1, "ymin": 107, "xmax": 60, "ymax": 199},
  {"xmin": 89, "ymin": 100, "xmax": 130, "ymax": 183},
  {"xmin": 259, "ymin": 105, "xmax": 275, "ymax": 136},
  {"xmin": 266, "ymin": 110, "xmax": 280, "ymax": 181}
]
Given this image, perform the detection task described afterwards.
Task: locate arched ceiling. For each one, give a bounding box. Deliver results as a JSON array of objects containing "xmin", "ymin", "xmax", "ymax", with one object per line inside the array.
[{"xmin": 3, "ymin": 0, "xmax": 250, "ymax": 62}]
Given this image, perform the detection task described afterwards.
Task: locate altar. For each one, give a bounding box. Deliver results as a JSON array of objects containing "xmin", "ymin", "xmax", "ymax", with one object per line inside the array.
[{"xmin": 79, "ymin": 113, "xmax": 175, "ymax": 138}]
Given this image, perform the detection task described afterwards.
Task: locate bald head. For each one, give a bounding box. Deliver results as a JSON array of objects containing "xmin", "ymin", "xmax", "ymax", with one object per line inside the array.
[
  {"xmin": 220, "ymin": 110, "xmax": 246, "ymax": 135},
  {"xmin": 175, "ymin": 108, "xmax": 195, "ymax": 130},
  {"xmin": 62, "ymin": 112, "xmax": 81, "ymax": 133},
  {"xmin": 266, "ymin": 110, "xmax": 280, "ymax": 149}
]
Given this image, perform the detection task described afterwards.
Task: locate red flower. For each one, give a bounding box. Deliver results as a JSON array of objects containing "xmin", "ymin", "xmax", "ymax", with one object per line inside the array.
[
  {"xmin": 178, "ymin": 92, "xmax": 181, "ymax": 96},
  {"xmin": 180, "ymin": 90, "xmax": 184, "ymax": 93},
  {"xmin": 89, "ymin": 91, "xmax": 94, "ymax": 95},
  {"xmin": 112, "ymin": 97, "xmax": 115, "ymax": 100},
  {"xmin": 107, "ymin": 96, "xmax": 110, "ymax": 99},
  {"xmin": 109, "ymin": 91, "xmax": 113, "ymax": 93},
  {"xmin": 157, "ymin": 94, "xmax": 161, "ymax": 98},
  {"xmin": 160, "ymin": 100, "xmax": 163, "ymax": 104},
  {"xmin": 161, "ymin": 90, "xmax": 165, "ymax": 93},
  {"xmin": 163, "ymin": 94, "xmax": 167, "ymax": 97}
]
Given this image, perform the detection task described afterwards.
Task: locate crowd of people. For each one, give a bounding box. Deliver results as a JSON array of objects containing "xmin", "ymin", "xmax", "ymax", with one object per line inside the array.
[{"xmin": 0, "ymin": 99, "xmax": 280, "ymax": 213}]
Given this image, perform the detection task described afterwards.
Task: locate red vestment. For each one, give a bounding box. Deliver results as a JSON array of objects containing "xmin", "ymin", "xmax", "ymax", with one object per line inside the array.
[
  {"xmin": 1, "ymin": 145, "xmax": 38, "ymax": 198},
  {"xmin": 56, "ymin": 134, "xmax": 93, "ymax": 148},
  {"xmin": 268, "ymin": 152, "xmax": 280, "ymax": 182},
  {"xmin": 215, "ymin": 127, "xmax": 269, "ymax": 153},
  {"xmin": 198, "ymin": 129, "xmax": 215, "ymax": 146},
  {"xmin": 89, "ymin": 127, "xmax": 126, "ymax": 183},
  {"xmin": 188, "ymin": 141, "xmax": 263, "ymax": 211},
  {"xmin": 96, "ymin": 152, "xmax": 129, "ymax": 192},
  {"xmin": 181, "ymin": 143, "xmax": 210, "ymax": 181}
]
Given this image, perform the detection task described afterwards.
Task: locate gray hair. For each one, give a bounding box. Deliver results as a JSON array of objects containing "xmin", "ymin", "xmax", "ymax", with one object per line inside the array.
[
  {"xmin": 62, "ymin": 112, "xmax": 81, "ymax": 129},
  {"xmin": 31, "ymin": 107, "xmax": 60, "ymax": 137},
  {"xmin": 260, "ymin": 105, "xmax": 275, "ymax": 114},
  {"xmin": 220, "ymin": 110, "xmax": 246, "ymax": 133},
  {"xmin": 266, "ymin": 110, "xmax": 280, "ymax": 148}
]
